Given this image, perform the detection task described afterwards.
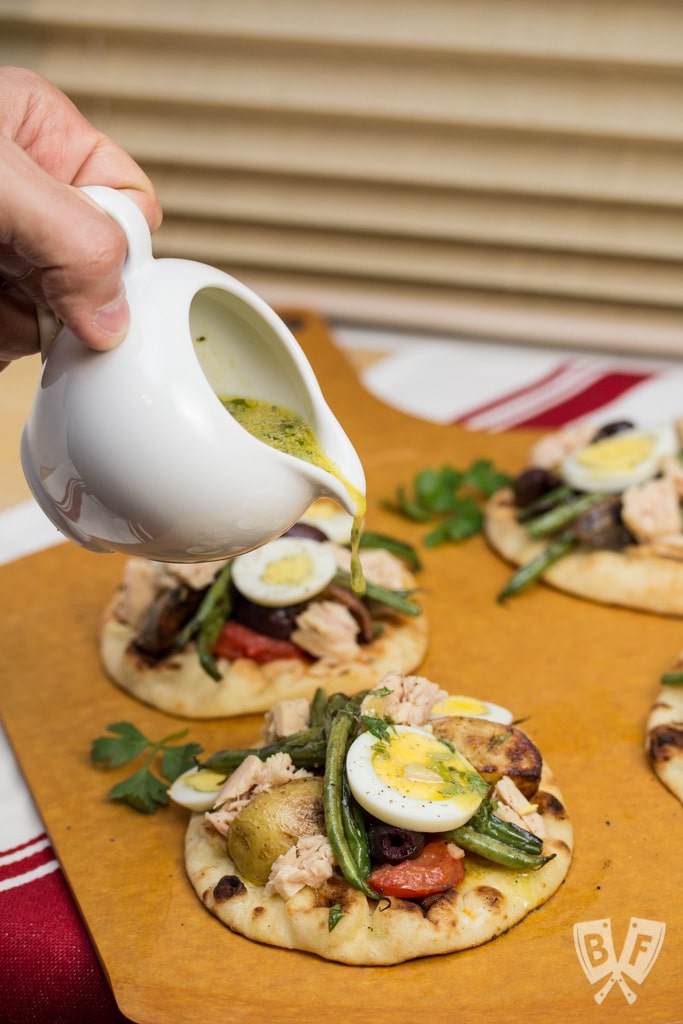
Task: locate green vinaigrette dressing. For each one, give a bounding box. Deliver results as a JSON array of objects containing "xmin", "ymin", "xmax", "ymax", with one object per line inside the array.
[{"xmin": 222, "ymin": 397, "xmax": 366, "ymax": 595}]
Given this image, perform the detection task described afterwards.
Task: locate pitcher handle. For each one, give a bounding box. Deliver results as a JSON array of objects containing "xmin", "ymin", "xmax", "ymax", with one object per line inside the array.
[
  {"xmin": 37, "ymin": 186, "xmax": 153, "ymax": 359},
  {"xmin": 79, "ymin": 185, "xmax": 153, "ymax": 271}
]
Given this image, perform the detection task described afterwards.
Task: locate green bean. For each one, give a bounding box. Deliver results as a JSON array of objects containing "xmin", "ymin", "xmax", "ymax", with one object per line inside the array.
[
  {"xmin": 333, "ymin": 569, "xmax": 422, "ymax": 617},
  {"xmin": 200, "ymin": 730, "xmax": 327, "ymax": 774},
  {"xmin": 195, "ymin": 597, "xmax": 230, "ymax": 681},
  {"xmin": 526, "ymin": 492, "xmax": 605, "ymax": 538},
  {"xmin": 661, "ymin": 672, "xmax": 683, "ymax": 686},
  {"xmin": 308, "ymin": 687, "xmax": 328, "ymax": 729},
  {"xmin": 358, "ymin": 531, "xmax": 423, "ymax": 572},
  {"xmin": 322, "ymin": 693, "xmax": 353, "ymax": 738},
  {"xmin": 515, "ymin": 485, "xmax": 574, "ymax": 523},
  {"xmin": 444, "ymin": 825, "xmax": 554, "ymax": 870},
  {"xmin": 341, "ymin": 772, "xmax": 372, "ymax": 877},
  {"xmin": 323, "ymin": 710, "xmax": 377, "ymax": 899},
  {"xmin": 467, "ymin": 804, "xmax": 543, "ymax": 856},
  {"xmin": 174, "ymin": 561, "xmax": 233, "ymax": 679},
  {"xmin": 497, "ymin": 529, "xmax": 576, "ymax": 603}
]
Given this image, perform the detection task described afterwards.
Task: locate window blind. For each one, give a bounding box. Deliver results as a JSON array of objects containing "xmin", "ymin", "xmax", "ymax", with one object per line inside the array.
[{"xmin": 2, "ymin": 0, "xmax": 683, "ymax": 354}]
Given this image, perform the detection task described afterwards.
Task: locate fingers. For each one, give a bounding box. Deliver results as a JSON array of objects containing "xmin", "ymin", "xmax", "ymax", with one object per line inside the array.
[
  {"xmin": 0, "ymin": 138, "xmax": 133, "ymax": 353},
  {"xmin": 0, "ymin": 288, "xmax": 39, "ymax": 370},
  {"xmin": 0, "ymin": 66, "xmax": 164, "ymax": 363},
  {"xmin": 2, "ymin": 67, "xmax": 162, "ymax": 233}
]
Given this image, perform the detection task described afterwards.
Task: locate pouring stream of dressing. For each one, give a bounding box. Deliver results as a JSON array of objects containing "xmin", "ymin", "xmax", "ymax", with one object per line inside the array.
[{"xmin": 222, "ymin": 396, "xmax": 366, "ymax": 595}]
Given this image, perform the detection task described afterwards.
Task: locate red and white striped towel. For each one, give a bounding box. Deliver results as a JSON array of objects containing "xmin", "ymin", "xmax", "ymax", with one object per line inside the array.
[
  {"xmin": 335, "ymin": 329, "xmax": 683, "ymax": 433},
  {"xmin": 0, "ymin": 725, "xmax": 129, "ymax": 1023}
]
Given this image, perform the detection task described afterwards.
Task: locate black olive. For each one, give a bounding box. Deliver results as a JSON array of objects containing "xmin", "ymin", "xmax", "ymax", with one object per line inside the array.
[
  {"xmin": 574, "ymin": 496, "xmax": 635, "ymax": 550},
  {"xmin": 367, "ymin": 821, "xmax": 425, "ymax": 864},
  {"xmin": 592, "ymin": 420, "xmax": 635, "ymax": 443},
  {"xmin": 283, "ymin": 522, "xmax": 329, "ymax": 542},
  {"xmin": 134, "ymin": 584, "xmax": 204, "ymax": 660},
  {"xmin": 512, "ymin": 467, "xmax": 561, "ymax": 509},
  {"xmin": 232, "ymin": 595, "xmax": 308, "ymax": 639}
]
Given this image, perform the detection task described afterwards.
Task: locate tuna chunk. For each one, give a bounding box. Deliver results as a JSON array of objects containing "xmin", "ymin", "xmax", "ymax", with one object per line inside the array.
[
  {"xmin": 493, "ymin": 776, "xmax": 546, "ymax": 839},
  {"xmin": 621, "ymin": 477, "xmax": 683, "ymax": 542},
  {"xmin": 162, "ymin": 559, "xmax": 228, "ymax": 591},
  {"xmin": 529, "ymin": 422, "xmax": 595, "ymax": 470},
  {"xmin": 114, "ymin": 557, "xmax": 227, "ymax": 629},
  {"xmin": 206, "ymin": 753, "xmax": 312, "ymax": 836},
  {"xmin": 262, "ymin": 698, "xmax": 311, "ymax": 743},
  {"xmin": 114, "ymin": 559, "xmax": 166, "ymax": 629},
  {"xmin": 291, "ymin": 601, "xmax": 360, "ymax": 662},
  {"xmin": 265, "ymin": 834, "xmax": 337, "ymax": 898},
  {"xmin": 332, "ymin": 544, "xmax": 408, "ymax": 591},
  {"xmin": 360, "ymin": 671, "xmax": 447, "ymax": 728}
]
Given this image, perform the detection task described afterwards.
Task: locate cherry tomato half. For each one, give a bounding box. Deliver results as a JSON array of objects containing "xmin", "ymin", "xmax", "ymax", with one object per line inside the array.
[
  {"xmin": 214, "ymin": 620, "xmax": 305, "ymax": 664},
  {"xmin": 368, "ymin": 840, "xmax": 464, "ymax": 899}
]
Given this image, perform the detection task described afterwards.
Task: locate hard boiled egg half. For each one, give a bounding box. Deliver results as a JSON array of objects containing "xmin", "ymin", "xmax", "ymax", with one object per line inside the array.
[
  {"xmin": 561, "ymin": 424, "xmax": 678, "ymax": 494},
  {"xmin": 168, "ymin": 767, "xmax": 227, "ymax": 812},
  {"xmin": 232, "ymin": 536, "xmax": 337, "ymax": 607},
  {"xmin": 298, "ymin": 498, "xmax": 354, "ymax": 544},
  {"xmin": 346, "ymin": 725, "xmax": 488, "ymax": 831},
  {"xmin": 429, "ymin": 694, "xmax": 513, "ymax": 725}
]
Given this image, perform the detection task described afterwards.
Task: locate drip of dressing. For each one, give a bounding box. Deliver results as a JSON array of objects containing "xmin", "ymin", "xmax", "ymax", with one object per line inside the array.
[{"xmin": 222, "ymin": 397, "xmax": 366, "ymax": 595}]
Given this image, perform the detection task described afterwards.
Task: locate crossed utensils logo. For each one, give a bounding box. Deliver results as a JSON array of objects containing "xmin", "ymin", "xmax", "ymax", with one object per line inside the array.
[{"xmin": 573, "ymin": 917, "xmax": 666, "ymax": 1004}]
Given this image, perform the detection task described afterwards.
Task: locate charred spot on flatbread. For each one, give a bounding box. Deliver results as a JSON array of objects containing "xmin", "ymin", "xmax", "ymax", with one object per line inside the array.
[
  {"xmin": 470, "ymin": 885, "xmax": 505, "ymax": 910},
  {"xmin": 535, "ymin": 790, "xmax": 567, "ymax": 819},
  {"xmin": 213, "ymin": 875, "xmax": 247, "ymax": 901},
  {"xmin": 421, "ymin": 887, "xmax": 459, "ymax": 919},
  {"xmin": 647, "ymin": 723, "xmax": 683, "ymax": 763},
  {"xmin": 645, "ymin": 684, "xmax": 683, "ymax": 806}
]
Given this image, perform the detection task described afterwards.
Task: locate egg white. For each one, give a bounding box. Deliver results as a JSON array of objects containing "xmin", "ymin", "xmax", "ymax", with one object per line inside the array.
[
  {"xmin": 299, "ymin": 498, "xmax": 354, "ymax": 544},
  {"xmin": 346, "ymin": 725, "xmax": 486, "ymax": 832},
  {"xmin": 561, "ymin": 424, "xmax": 678, "ymax": 494},
  {"xmin": 232, "ymin": 536, "xmax": 337, "ymax": 607},
  {"xmin": 168, "ymin": 767, "xmax": 226, "ymax": 812},
  {"xmin": 429, "ymin": 694, "xmax": 513, "ymax": 725}
]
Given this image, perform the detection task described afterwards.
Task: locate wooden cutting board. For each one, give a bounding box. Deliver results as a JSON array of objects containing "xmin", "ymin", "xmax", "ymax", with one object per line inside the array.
[{"xmin": 2, "ymin": 310, "xmax": 682, "ymax": 1024}]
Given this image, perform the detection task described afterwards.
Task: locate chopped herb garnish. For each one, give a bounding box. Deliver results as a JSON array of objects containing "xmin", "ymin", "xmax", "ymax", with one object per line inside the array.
[
  {"xmin": 328, "ymin": 904, "xmax": 345, "ymax": 931},
  {"xmin": 361, "ymin": 715, "xmax": 394, "ymax": 741}
]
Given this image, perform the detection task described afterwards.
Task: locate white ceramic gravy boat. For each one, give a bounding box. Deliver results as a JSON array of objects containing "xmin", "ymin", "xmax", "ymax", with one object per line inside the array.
[{"xmin": 21, "ymin": 186, "xmax": 365, "ymax": 561}]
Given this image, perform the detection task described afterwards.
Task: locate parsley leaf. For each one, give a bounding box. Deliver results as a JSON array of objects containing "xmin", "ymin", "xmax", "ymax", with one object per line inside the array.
[
  {"xmin": 108, "ymin": 766, "xmax": 171, "ymax": 814},
  {"xmin": 360, "ymin": 715, "xmax": 393, "ymax": 741},
  {"xmin": 91, "ymin": 722, "xmax": 203, "ymax": 815},
  {"xmin": 328, "ymin": 904, "xmax": 345, "ymax": 931},
  {"xmin": 383, "ymin": 459, "xmax": 511, "ymax": 549},
  {"xmin": 90, "ymin": 721, "xmax": 150, "ymax": 767}
]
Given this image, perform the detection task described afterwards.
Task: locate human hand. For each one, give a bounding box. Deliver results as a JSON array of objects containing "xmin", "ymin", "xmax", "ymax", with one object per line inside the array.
[{"xmin": 0, "ymin": 66, "xmax": 162, "ymax": 369}]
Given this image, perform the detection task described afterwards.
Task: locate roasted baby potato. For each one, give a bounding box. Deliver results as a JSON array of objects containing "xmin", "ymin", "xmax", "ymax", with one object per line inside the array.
[
  {"xmin": 227, "ymin": 776, "xmax": 325, "ymax": 885},
  {"xmin": 431, "ymin": 716, "xmax": 542, "ymax": 798}
]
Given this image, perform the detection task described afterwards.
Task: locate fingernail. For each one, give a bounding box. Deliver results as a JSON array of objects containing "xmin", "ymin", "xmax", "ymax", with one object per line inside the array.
[{"xmin": 92, "ymin": 291, "xmax": 130, "ymax": 340}]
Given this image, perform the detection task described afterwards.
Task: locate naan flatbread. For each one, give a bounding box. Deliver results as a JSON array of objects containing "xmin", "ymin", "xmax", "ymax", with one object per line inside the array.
[
  {"xmin": 99, "ymin": 552, "xmax": 428, "ymax": 718},
  {"xmin": 485, "ymin": 489, "xmax": 683, "ymax": 616},
  {"xmin": 645, "ymin": 661, "xmax": 683, "ymax": 803},
  {"xmin": 184, "ymin": 762, "xmax": 572, "ymax": 965}
]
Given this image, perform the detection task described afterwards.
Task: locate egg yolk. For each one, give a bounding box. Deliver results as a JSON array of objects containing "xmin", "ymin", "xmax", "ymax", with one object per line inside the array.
[
  {"xmin": 372, "ymin": 731, "xmax": 485, "ymax": 805},
  {"xmin": 432, "ymin": 695, "xmax": 490, "ymax": 717},
  {"xmin": 305, "ymin": 498, "xmax": 340, "ymax": 521},
  {"xmin": 576, "ymin": 434, "xmax": 655, "ymax": 474},
  {"xmin": 261, "ymin": 553, "xmax": 314, "ymax": 586},
  {"xmin": 182, "ymin": 769, "xmax": 226, "ymax": 793}
]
